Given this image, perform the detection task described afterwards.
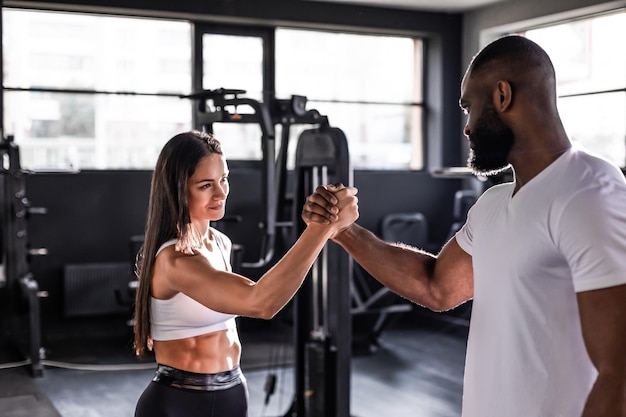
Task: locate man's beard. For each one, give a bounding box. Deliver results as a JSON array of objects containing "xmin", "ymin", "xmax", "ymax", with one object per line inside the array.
[{"xmin": 467, "ymin": 108, "xmax": 515, "ymax": 176}]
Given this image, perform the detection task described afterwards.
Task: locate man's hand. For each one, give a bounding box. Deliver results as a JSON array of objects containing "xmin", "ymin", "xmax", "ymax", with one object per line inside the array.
[{"xmin": 302, "ymin": 183, "xmax": 357, "ymax": 230}]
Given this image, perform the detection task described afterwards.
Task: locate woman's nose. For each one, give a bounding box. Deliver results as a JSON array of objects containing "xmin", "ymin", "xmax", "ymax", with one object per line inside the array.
[{"xmin": 215, "ymin": 184, "xmax": 227, "ymax": 199}]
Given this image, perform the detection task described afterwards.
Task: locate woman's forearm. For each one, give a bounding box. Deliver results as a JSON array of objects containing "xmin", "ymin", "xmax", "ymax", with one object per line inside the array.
[{"xmin": 251, "ymin": 225, "xmax": 333, "ymax": 318}]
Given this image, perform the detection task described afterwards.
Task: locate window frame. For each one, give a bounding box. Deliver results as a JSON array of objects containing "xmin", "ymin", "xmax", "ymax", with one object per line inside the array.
[
  {"xmin": 1, "ymin": 8, "xmax": 195, "ymax": 169},
  {"xmin": 2, "ymin": 6, "xmax": 434, "ymax": 171}
]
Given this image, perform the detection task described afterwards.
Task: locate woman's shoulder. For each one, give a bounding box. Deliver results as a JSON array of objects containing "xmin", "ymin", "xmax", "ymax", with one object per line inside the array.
[
  {"xmin": 151, "ymin": 239, "xmax": 196, "ymax": 299},
  {"xmin": 155, "ymin": 239, "xmax": 178, "ymax": 257},
  {"xmin": 154, "ymin": 239, "xmax": 200, "ymax": 273},
  {"xmin": 153, "ymin": 239, "xmax": 213, "ymax": 292}
]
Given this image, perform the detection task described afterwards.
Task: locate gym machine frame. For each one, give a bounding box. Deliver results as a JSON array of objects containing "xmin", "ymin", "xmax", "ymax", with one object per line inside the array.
[
  {"xmin": 188, "ymin": 89, "xmax": 353, "ymax": 416},
  {"xmin": 0, "ymin": 8, "xmax": 47, "ymax": 376},
  {"xmin": 291, "ymin": 127, "xmax": 353, "ymax": 417},
  {"xmin": 0, "ymin": 135, "xmax": 48, "ymax": 377},
  {"xmin": 187, "ymin": 88, "xmax": 329, "ymax": 267}
]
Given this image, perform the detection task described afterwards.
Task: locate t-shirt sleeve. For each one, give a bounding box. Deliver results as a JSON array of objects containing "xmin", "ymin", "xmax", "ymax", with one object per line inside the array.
[
  {"xmin": 455, "ymin": 206, "xmax": 474, "ymax": 256},
  {"xmin": 557, "ymin": 181, "xmax": 626, "ymax": 293}
]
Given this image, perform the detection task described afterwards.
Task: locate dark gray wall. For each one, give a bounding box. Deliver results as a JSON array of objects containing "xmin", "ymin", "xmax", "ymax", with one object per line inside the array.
[{"xmin": 23, "ymin": 168, "xmax": 462, "ymax": 340}]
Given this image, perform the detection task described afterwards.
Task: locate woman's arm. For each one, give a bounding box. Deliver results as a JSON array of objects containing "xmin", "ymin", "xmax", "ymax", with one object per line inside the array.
[{"xmin": 157, "ymin": 186, "xmax": 359, "ymax": 319}]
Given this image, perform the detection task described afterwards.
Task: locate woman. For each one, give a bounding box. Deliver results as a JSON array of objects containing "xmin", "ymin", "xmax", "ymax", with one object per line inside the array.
[{"xmin": 133, "ymin": 130, "xmax": 358, "ymax": 417}]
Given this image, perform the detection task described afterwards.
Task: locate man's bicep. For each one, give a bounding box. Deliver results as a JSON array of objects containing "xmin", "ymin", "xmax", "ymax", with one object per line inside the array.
[
  {"xmin": 432, "ymin": 237, "xmax": 474, "ymax": 309},
  {"xmin": 577, "ymin": 284, "xmax": 626, "ymax": 372}
]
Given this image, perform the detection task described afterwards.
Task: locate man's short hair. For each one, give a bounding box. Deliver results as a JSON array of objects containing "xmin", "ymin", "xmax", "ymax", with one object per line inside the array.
[{"xmin": 469, "ymin": 35, "xmax": 555, "ymax": 80}]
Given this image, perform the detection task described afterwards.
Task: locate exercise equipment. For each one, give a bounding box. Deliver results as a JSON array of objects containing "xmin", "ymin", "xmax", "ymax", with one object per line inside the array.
[
  {"xmin": 189, "ymin": 88, "xmax": 278, "ymax": 267},
  {"xmin": 190, "ymin": 89, "xmax": 354, "ymax": 416},
  {"xmin": 187, "ymin": 89, "xmax": 329, "ymax": 268},
  {"xmin": 0, "ymin": 134, "xmax": 48, "ymax": 376},
  {"xmin": 289, "ymin": 126, "xmax": 353, "ymax": 417},
  {"xmin": 191, "ymin": 89, "xmax": 417, "ymax": 415}
]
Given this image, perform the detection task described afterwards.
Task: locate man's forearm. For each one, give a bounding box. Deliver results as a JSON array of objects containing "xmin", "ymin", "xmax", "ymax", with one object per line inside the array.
[
  {"xmin": 581, "ymin": 373, "xmax": 626, "ymax": 417},
  {"xmin": 333, "ymin": 223, "xmax": 440, "ymax": 307},
  {"xmin": 334, "ymin": 223, "xmax": 474, "ymax": 311}
]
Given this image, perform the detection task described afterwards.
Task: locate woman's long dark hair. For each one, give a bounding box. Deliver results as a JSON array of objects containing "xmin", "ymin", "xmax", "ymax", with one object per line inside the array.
[{"xmin": 133, "ymin": 130, "xmax": 223, "ymax": 358}]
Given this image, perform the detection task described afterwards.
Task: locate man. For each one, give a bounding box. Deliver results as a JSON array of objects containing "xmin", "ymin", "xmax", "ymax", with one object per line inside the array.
[{"xmin": 303, "ymin": 35, "xmax": 626, "ymax": 417}]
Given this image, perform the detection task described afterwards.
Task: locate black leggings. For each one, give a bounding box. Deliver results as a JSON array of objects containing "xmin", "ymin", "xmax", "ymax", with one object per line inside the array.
[{"xmin": 134, "ymin": 365, "xmax": 248, "ymax": 417}]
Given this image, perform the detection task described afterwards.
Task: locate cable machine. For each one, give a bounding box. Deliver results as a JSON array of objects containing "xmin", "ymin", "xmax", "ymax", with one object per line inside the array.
[
  {"xmin": 0, "ymin": 7, "xmax": 47, "ymax": 375},
  {"xmin": 187, "ymin": 88, "xmax": 329, "ymax": 267},
  {"xmin": 291, "ymin": 126, "xmax": 353, "ymax": 417},
  {"xmin": 188, "ymin": 89, "xmax": 352, "ymax": 416},
  {"xmin": 189, "ymin": 88, "xmax": 277, "ymax": 268},
  {"xmin": 0, "ymin": 135, "xmax": 48, "ymax": 376}
]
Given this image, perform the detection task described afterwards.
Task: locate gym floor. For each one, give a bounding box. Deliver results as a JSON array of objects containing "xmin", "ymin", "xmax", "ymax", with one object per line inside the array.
[{"xmin": 0, "ymin": 312, "xmax": 468, "ymax": 417}]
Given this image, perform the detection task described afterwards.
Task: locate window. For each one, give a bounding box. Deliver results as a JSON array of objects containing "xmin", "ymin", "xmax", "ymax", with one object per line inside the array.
[
  {"xmin": 202, "ymin": 34, "xmax": 264, "ymax": 100},
  {"xmin": 4, "ymin": 11, "xmax": 425, "ymax": 170},
  {"xmin": 521, "ymin": 10, "xmax": 626, "ymax": 167},
  {"xmin": 275, "ymin": 28, "xmax": 423, "ymax": 170},
  {"xmin": 200, "ymin": 33, "xmax": 265, "ymax": 161},
  {"xmin": 2, "ymin": 9, "xmax": 193, "ymax": 169}
]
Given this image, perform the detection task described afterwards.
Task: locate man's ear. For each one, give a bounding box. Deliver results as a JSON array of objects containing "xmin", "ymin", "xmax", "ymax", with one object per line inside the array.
[{"xmin": 492, "ymin": 80, "xmax": 512, "ymax": 112}]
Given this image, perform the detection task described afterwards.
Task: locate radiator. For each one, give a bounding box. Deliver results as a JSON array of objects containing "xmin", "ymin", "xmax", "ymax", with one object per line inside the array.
[{"xmin": 63, "ymin": 262, "xmax": 133, "ymax": 317}]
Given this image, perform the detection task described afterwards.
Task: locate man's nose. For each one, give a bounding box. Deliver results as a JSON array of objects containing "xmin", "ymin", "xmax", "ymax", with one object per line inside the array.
[{"xmin": 463, "ymin": 123, "xmax": 470, "ymax": 138}]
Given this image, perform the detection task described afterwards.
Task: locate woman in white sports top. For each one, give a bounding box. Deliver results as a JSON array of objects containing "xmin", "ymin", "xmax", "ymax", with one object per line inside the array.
[{"xmin": 133, "ymin": 130, "xmax": 358, "ymax": 417}]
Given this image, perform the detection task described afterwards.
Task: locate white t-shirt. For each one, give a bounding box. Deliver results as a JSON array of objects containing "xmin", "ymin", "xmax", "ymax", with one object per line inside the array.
[{"xmin": 456, "ymin": 145, "xmax": 626, "ymax": 417}]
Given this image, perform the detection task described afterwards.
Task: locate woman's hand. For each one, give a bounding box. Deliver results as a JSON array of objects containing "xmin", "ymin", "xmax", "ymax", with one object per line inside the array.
[{"xmin": 302, "ymin": 183, "xmax": 359, "ymax": 238}]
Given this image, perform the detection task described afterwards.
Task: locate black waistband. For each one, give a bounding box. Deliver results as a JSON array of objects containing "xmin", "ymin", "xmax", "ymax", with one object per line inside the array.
[{"xmin": 152, "ymin": 364, "xmax": 245, "ymax": 391}]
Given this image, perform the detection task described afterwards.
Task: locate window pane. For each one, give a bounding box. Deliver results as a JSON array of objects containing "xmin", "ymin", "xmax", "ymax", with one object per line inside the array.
[
  {"xmin": 211, "ymin": 123, "xmax": 264, "ymax": 161},
  {"xmin": 308, "ymin": 101, "xmax": 423, "ymax": 170},
  {"xmin": 4, "ymin": 91, "xmax": 192, "ymax": 169},
  {"xmin": 275, "ymin": 28, "xmax": 423, "ymax": 170},
  {"xmin": 3, "ymin": 9, "xmax": 192, "ymax": 94},
  {"xmin": 3, "ymin": 9, "xmax": 193, "ymax": 169},
  {"xmin": 276, "ymin": 29, "xmax": 420, "ymax": 102},
  {"xmin": 522, "ymin": 10, "xmax": 626, "ymax": 168},
  {"xmin": 558, "ymin": 92, "xmax": 626, "ymax": 167},
  {"xmin": 202, "ymin": 34, "xmax": 264, "ymax": 100},
  {"xmin": 525, "ymin": 12, "xmax": 626, "ymax": 96}
]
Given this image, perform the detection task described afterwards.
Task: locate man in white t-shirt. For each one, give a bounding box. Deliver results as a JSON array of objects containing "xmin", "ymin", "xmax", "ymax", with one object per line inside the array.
[{"xmin": 302, "ymin": 35, "xmax": 626, "ymax": 417}]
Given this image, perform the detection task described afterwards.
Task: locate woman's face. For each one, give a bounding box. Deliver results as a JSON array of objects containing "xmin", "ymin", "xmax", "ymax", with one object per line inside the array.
[{"xmin": 186, "ymin": 153, "xmax": 229, "ymax": 222}]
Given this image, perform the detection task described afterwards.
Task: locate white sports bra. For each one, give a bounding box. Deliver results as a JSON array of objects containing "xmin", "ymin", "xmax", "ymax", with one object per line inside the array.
[{"xmin": 150, "ymin": 228, "xmax": 237, "ymax": 341}]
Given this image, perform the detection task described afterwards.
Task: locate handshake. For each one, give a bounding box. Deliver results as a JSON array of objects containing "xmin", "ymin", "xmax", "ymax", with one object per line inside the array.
[{"xmin": 302, "ymin": 183, "xmax": 359, "ymax": 238}]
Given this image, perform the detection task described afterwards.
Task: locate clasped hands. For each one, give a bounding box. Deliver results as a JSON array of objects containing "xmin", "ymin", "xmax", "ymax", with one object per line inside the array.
[{"xmin": 302, "ymin": 183, "xmax": 359, "ymax": 238}]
